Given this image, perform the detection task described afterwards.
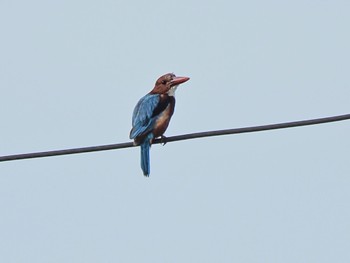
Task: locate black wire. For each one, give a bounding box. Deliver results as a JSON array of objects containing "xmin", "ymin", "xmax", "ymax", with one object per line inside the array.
[{"xmin": 1, "ymin": 113, "xmax": 349, "ymax": 162}]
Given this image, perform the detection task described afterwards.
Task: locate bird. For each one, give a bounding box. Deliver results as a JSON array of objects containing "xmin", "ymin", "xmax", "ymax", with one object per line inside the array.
[{"xmin": 130, "ymin": 73, "xmax": 190, "ymax": 177}]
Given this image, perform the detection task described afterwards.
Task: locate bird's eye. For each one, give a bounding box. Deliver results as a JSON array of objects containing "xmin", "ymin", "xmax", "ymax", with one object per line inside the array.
[{"xmin": 161, "ymin": 80, "xmax": 167, "ymax": 85}]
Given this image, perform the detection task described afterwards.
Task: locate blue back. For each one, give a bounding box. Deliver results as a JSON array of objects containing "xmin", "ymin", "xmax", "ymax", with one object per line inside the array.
[{"xmin": 130, "ymin": 94, "xmax": 160, "ymax": 139}]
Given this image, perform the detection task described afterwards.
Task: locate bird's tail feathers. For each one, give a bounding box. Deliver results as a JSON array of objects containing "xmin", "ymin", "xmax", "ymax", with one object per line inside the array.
[{"xmin": 140, "ymin": 134, "xmax": 153, "ymax": 176}]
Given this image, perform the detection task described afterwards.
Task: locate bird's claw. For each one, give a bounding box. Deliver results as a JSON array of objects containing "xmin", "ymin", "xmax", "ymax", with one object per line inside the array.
[{"xmin": 160, "ymin": 135, "xmax": 167, "ymax": 146}]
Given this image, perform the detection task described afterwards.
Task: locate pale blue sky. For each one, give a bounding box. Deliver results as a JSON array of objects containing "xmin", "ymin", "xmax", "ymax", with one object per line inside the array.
[{"xmin": 1, "ymin": 1, "xmax": 350, "ymax": 262}]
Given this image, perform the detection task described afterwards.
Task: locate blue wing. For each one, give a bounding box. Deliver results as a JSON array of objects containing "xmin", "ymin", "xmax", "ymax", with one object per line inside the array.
[{"xmin": 130, "ymin": 94, "xmax": 160, "ymax": 139}]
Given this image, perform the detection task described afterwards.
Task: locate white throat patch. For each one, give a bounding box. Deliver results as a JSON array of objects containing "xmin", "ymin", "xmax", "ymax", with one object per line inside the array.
[{"xmin": 167, "ymin": 85, "xmax": 178, "ymax": 97}]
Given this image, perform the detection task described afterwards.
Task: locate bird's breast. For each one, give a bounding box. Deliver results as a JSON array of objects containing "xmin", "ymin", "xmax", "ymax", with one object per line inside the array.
[{"xmin": 153, "ymin": 96, "xmax": 175, "ymax": 138}]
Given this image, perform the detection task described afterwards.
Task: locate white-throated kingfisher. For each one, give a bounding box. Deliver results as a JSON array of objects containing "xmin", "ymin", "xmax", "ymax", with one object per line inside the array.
[{"xmin": 130, "ymin": 73, "xmax": 190, "ymax": 177}]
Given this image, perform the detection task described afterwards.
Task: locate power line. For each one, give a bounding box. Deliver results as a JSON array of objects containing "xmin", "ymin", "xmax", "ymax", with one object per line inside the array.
[{"xmin": 0, "ymin": 113, "xmax": 349, "ymax": 163}]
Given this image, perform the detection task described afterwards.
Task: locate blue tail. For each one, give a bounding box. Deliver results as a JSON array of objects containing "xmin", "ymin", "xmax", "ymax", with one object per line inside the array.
[{"xmin": 140, "ymin": 136, "xmax": 152, "ymax": 176}]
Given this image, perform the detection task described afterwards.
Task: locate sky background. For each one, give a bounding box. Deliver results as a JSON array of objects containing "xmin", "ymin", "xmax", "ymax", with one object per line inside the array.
[{"xmin": 1, "ymin": 1, "xmax": 350, "ymax": 262}]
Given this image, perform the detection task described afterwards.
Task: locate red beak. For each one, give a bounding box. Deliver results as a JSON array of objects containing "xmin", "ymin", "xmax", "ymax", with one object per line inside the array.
[{"xmin": 170, "ymin": 76, "xmax": 190, "ymax": 86}]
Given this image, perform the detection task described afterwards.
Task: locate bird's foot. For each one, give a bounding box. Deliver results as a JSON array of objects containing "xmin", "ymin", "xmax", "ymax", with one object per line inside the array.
[{"xmin": 160, "ymin": 135, "xmax": 167, "ymax": 146}]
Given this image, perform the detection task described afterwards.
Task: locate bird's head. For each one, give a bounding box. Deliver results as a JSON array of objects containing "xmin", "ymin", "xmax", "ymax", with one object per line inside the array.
[{"xmin": 150, "ymin": 73, "xmax": 190, "ymax": 96}]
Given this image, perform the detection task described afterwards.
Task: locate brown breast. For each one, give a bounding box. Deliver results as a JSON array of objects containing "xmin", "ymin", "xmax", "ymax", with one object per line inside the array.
[{"xmin": 152, "ymin": 96, "xmax": 175, "ymax": 138}]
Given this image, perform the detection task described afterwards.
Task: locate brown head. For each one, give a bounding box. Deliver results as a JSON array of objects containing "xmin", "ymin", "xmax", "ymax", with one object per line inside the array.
[{"xmin": 150, "ymin": 73, "xmax": 190, "ymax": 95}]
